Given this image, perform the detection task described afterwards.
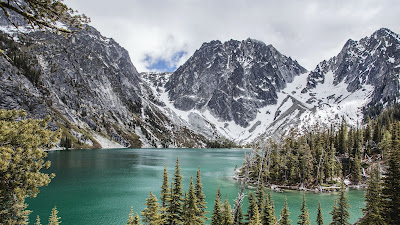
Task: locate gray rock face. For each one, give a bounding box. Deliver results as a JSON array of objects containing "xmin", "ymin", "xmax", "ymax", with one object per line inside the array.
[
  {"xmin": 165, "ymin": 38, "xmax": 307, "ymax": 127},
  {"xmin": 306, "ymin": 28, "xmax": 400, "ymax": 106},
  {"xmin": 0, "ymin": 20, "xmax": 209, "ymax": 148}
]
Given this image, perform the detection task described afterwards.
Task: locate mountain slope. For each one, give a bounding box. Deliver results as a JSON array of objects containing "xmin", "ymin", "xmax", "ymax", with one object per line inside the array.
[
  {"xmin": 0, "ymin": 21, "xmax": 209, "ymax": 148},
  {"xmin": 145, "ymin": 28, "xmax": 400, "ymax": 144},
  {"xmin": 165, "ymin": 39, "xmax": 307, "ymax": 128}
]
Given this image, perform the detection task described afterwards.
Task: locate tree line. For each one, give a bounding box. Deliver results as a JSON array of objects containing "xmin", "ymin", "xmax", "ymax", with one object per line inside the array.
[{"xmin": 238, "ymin": 104, "xmax": 400, "ymax": 189}]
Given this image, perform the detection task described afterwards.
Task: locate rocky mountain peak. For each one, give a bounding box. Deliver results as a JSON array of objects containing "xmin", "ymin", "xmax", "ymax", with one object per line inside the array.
[{"xmin": 165, "ymin": 38, "xmax": 306, "ymax": 128}]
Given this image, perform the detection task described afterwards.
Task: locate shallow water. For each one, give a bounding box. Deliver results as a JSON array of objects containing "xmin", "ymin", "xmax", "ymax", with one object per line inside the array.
[{"xmin": 27, "ymin": 148, "xmax": 364, "ymax": 224}]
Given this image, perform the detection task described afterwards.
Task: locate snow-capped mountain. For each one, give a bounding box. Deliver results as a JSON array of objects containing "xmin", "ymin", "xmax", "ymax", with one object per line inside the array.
[
  {"xmin": 1, "ymin": 9, "xmax": 399, "ymax": 148},
  {"xmin": 143, "ymin": 28, "xmax": 400, "ymax": 144}
]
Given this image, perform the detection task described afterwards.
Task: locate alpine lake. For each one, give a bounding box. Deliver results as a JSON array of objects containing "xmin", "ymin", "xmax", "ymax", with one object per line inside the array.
[{"xmin": 27, "ymin": 148, "xmax": 365, "ymax": 224}]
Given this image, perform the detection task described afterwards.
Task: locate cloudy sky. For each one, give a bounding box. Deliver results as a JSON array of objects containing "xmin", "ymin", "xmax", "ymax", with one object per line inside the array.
[{"xmin": 65, "ymin": 0, "xmax": 400, "ymax": 72}]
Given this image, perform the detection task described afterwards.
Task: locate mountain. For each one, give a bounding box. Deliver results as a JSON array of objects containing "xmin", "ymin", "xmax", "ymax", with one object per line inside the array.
[
  {"xmin": 305, "ymin": 28, "xmax": 400, "ymax": 117},
  {"xmin": 1, "ymin": 14, "xmax": 399, "ymax": 148},
  {"xmin": 0, "ymin": 19, "xmax": 209, "ymax": 148},
  {"xmin": 165, "ymin": 39, "xmax": 307, "ymax": 128},
  {"xmin": 144, "ymin": 28, "xmax": 400, "ymax": 144}
]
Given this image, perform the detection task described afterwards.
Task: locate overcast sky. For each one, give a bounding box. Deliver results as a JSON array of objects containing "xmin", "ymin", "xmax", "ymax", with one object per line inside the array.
[{"xmin": 65, "ymin": 0, "xmax": 400, "ymax": 72}]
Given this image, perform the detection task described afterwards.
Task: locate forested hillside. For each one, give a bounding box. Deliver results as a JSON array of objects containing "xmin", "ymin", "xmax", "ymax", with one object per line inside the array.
[{"xmin": 238, "ymin": 104, "xmax": 400, "ymax": 189}]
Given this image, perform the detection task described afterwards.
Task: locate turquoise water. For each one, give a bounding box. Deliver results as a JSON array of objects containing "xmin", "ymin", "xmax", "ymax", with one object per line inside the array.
[{"xmin": 27, "ymin": 148, "xmax": 365, "ymax": 224}]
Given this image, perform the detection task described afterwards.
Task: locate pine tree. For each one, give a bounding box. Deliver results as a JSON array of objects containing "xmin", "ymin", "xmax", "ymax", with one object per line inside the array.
[
  {"xmin": 127, "ymin": 206, "xmax": 141, "ymax": 225},
  {"xmin": 222, "ymin": 196, "xmax": 234, "ymax": 225},
  {"xmin": 351, "ymin": 154, "xmax": 361, "ymax": 184},
  {"xmin": 316, "ymin": 201, "xmax": 324, "ymax": 225},
  {"xmin": 297, "ymin": 192, "xmax": 311, "ymax": 225},
  {"xmin": 161, "ymin": 164, "xmax": 170, "ymax": 208},
  {"xmin": 278, "ymin": 196, "xmax": 292, "ymax": 225},
  {"xmin": 160, "ymin": 164, "xmax": 170, "ymax": 224},
  {"xmin": 142, "ymin": 191, "xmax": 163, "ymax": 225},
  {"xmin": 195, "ymin": 167, "xmax": 207, "ymax": 222},
  {"xmin": 262, "ymin": 193, "xmax": 277, "ymax": 225},
  {"xmin": 168, "ymin": 157, "xmax": 184, "ymax": 224},
  {"xmin": 249, "ymin": 204, "xmax": 262, "ymax": 225},
  {"xmin": 359, "ymin": 165, "xmax": 385, "ymax": 225},
  {"xmin": 48, "ymin": 206, "xmax": 61, "ymax": 225},
  {"xmin": 382, "ymin": 122, "xmax": 400, "ymax": 224},
  {"xmin": 211, "ymin": 187, "xmax": 223, "ymax": 225},
  {"xmin": 35, "ymin": 215, "xmax": 41, "ymax": 225},
  {"xmin": 330, "ymin": 181, "xmax": 350, "ymax": 225},
  {"xmin": 183, "ymin": 177, "xmax": 202, "ymax": 225},
  {"xmin": 0, "ymin": 110, "xmax": 60, "ymax": 224},
  {"xmin": 255, "ymin": 186, "xmax": 265, "ymax": 214},
  {"xmin": 246, "ymin": 191, "xmax": 256, "ymax": 222}
]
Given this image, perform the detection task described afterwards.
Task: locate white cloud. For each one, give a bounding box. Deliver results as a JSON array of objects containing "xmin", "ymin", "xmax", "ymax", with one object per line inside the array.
[{"xmin": 65, "ymin": 0, "xmax": 400, "ymax": 72}]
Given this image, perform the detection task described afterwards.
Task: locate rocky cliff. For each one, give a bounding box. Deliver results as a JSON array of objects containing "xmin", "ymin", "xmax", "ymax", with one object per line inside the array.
[{"xmin": 0, "ymin": 20, "xmax": 209, "ymax": 148}]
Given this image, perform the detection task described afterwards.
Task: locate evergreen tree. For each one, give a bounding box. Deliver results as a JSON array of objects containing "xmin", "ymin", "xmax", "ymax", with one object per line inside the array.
[
  {"xmin": 183, "ymin": 177, "xmax": 202, "ymax": 225},
  {"xmin": 48, "ymin": 206, "xmax": 61, "ymax": 225},
  {"xmin": 330, "ymin": 182, "xmax": 350, "ymax": 225},
  {"xmin": 351, "ymin": 154, "xmax": 361, "ymax": 184},
  {"xmin": 316, "ymin": 201, "xmax": 324, "ymax": 225},
  {"xmin": 278, "ymin": 196, "xmax": 292, "ymax": 225},
  {"xmin": 245, "ymin": 191, "xmax": 256, "ymax": 223},
  {"xmin": 262, "ymin": 193, "xmax": 277, "ymax": 225},
  {"xmin": 195, "ymin": 167, "xmax": 207, "ymax": 222},
  {"xmin": 160, "ymin": 164, "xmax": 170, "ymax": 224},
  {"xmin": 382, "ymin": 122, "xmax": 400, "ymax": 224},
  {"xmin": 211, "ymin": 187, "xmax": 223, "ymax": 225},
  {"xmin": 249, "ymin": 204, "xmax": 262, "ymax": 225},
  {"xmin": 255, "ymin": 186, "xmax": 265, "ymax": 214},
  {"xmin": 0, "ymin": 109, "xmax": 60, "ymax": 224},
  {"xmin": 297, "ymin": 192, "xmax": 311, "ymax": 225},
  {"xmin": 127, "ymin": 206, "xmax": 141, "ymax": 225},
  {"xmin": 168, "ymin": 157, "xmax": 184, "ymax": 224},
  {"xmin": 222, "ymin": 196, "xmax": 234, "ymax": 225},
  {"xmin": 161, "ymin": 164, "xmax": 170, "ymax": 208},
  {"xmin": 359, "ymin": 165, "xmax": 385, "ymax": 225},
  {"xmin": 142, "ymin": 191, "xmax": 163, "ymax": 225},
  {"xmin": 35, "ymin": 215, "xmax": 41, "ymax": 225}
]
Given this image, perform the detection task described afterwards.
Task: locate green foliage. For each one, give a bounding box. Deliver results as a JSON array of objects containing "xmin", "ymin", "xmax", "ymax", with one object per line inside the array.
[
  {"xmin": 248, "ymin": 204, "xmax": 261, "ymax": 225},
  {"xmin": 316, "ymin": 201, "xmax": 324, "ymax": 225},
  {"xmin": 382, "ymin": 121, "xmax": 400, "ymax": 224},
  {"xmin": 141, "ymin": 191, "xmax": 163, "ymax": 225},
  {"xmin": 279, "ymin": 196, "xmax": 292, "ymax": 225},
  {"xmin": 262, "ymin": 193, "xmax": 277, "ymax": 225},
  {"xmin": 160, "ymin": 164, "xmax": 170, "ymax": 208},
  {"xmin": 48, "ymin": 206, "xmax": 61, "ymax": 225},
  {"xmin": 222, "ymin": 197, "xmax": 234, "ymax": 225},
  {"xmin": 195, "ymin": 168, "xmax": 207, "ymax": 222},
  {"xmin": 211, "ymin": 187, "xmax": 223, "ymax": 225},
  {"xmin": 35, "ymin": 215, "xmax": 41, "ymax": 225},
  {"xmin": 245, "ymin": 191, "xmax": 256, "ymax": 222},
  {"xmin": 127, "ymin": 206, "xmax": 141, "ymax": 225},
  {"xmin": 330, "ymin": 182, "xmax": 350, "ymax": 225},
  {"xmin": 167, "ymin": 157, "xmax": 184, "ymax": 224},
  {"xmin": 297, "ymin": 192, "xmax": 310, "ymax": 225},
  {"xmin": 182, "ymin": 177, "xmax": 202, "ymax": 225},
  {"xmin": 0, "ymin": 109, "xmax": 60, "ymax": 224},
  {"xmin": 359, "ymin": 165, "xmax": 386, "ymax": 225}
]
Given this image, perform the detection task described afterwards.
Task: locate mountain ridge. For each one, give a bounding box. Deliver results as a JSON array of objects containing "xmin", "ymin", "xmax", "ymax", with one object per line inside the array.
[{"xmin": 1, "ymin": 17, "xmax": 399, "ymax": 147}]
